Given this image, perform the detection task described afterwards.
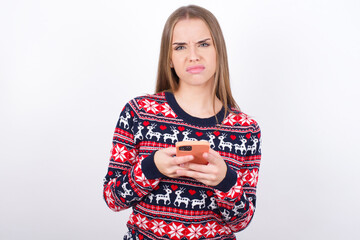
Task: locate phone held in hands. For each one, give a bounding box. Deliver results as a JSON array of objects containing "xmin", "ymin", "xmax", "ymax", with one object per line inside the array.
[{"xmin": 175, "ymin": 141, "xmax": 210, "ymax": 165}]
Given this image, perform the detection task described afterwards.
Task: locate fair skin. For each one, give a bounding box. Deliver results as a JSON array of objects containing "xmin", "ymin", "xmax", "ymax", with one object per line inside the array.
[{"xmin": 154, "ymin": 18, "xmax": 227, "ymax": 186}]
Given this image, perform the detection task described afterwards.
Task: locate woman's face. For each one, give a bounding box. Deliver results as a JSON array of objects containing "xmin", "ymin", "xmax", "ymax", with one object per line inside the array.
[{"xmin": 171, "ymin": 18, "xmax": 217, "ymax": 89}]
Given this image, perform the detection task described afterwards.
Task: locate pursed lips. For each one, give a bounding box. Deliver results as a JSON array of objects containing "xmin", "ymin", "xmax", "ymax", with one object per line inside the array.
[{"xmin": 186, "ymin": 65, "xmax": 205, "ymax": 74}]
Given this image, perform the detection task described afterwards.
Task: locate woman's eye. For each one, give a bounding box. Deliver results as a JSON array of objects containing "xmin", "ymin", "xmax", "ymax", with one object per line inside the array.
[
  {"xmin": 175, "ymin": 46, "xmax": 185, "ymax": 51},
  {"xmin": 199, "ymin": 42, "xmax": 209, "ymax": 47}
]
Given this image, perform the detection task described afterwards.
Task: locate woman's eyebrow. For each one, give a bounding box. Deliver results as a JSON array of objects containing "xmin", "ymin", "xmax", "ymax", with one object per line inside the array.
[
  {"xmin": 197, "ymin": 38, "xmax": 211, "ymax": 44},
  {"xmin": 172, "ymin": 38, "xmax": 211, "ymax": 45}
]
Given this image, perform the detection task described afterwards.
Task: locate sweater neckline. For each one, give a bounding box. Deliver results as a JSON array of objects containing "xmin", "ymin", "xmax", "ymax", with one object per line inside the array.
[{"xmin": 165, "ymin": 91, "xmax": 225, "ymax": 126}]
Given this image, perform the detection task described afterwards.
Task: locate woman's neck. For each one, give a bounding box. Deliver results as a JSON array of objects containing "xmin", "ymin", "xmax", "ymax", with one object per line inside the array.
[{"xmin": 173, "ymin": 85, "xmax": 222, "ymax": 119}]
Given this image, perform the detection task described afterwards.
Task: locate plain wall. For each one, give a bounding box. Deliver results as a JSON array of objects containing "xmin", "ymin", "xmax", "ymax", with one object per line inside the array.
[{"xmin": 1, "ymin": 0, "xmax": 359, "ymax": 239}]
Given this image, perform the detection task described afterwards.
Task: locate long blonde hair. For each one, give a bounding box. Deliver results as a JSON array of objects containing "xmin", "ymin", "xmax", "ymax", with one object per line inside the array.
[{"xmin": 155, "ymin": 5, "xmax": 240, "ymax": 119}]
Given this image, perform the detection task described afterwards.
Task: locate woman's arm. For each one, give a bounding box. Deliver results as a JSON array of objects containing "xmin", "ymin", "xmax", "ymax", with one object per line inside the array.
[
  {"xmin": 103, "ymin": 102, "xmax": 161, "ymax": 212},
  {"xmin": 213, "ymin": 125, "xmax": 262, "ymax": 232}
]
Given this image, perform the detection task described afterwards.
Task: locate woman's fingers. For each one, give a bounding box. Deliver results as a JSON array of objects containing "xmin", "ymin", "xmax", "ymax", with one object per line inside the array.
[
  {"xmin": 162, "ymin": 147, "xmax": 177, "ymax": 155},
  {"xmin": 172, "ymin": 155, "xmax": 194, "ymax": 165},
  {"xmin": 154, "ymin": 147, "xmax": 226, "ymax": 185},
  {"xmin": 177, "ymin": 149, "xmax": 227, "ymax": 186},
  {"xmin": 154, "ymin": 147, "xmax": 196, "ymax": 178},
  {"xmin": 176, "ymin": 168, "xmax": 209, "ymax": 181}
]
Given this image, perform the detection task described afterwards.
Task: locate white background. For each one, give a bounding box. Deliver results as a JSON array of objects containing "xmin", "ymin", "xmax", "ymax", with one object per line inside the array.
[{"xmin": 1, "ymin": 0, "xmax": 359, "ymax": 239}]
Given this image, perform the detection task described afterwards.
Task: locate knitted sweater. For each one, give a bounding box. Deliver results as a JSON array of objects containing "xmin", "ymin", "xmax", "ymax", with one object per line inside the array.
[{"xmin": 103, "ymin": 92, "xmax": 262, "ymax": 240}]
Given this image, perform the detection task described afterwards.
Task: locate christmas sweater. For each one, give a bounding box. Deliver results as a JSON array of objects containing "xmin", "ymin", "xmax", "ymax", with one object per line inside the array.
[{"xmin": 103, "ymin": 92, "xmax": 262, "ymax": 240}]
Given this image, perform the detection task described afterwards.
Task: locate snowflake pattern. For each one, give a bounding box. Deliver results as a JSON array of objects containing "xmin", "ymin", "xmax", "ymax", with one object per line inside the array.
[
  {"xmin": 112, "ymin": 144, "xmax": 128, "ymax": 162},
  {"xmin": 135, "ymin": 214, "xmax": 149, "ymax": 230},
  {"xmin": 127, "ymin": 149, "xmax": 137, "ymax": 165},
  {"xmin": 214, "ymin": 188, "xmax": 225, "ymax": 199},
  {"xmin": 104, "ymin": 188, "xmax": 114, "ymax": 205},
  {"xmin": 223, "ymin": 113, "xmax": 238, "ymax": 126},
  {"xmin": 248, "ymin": 169, "xmax": 259, "ymax": 187},
  {"xmin": 133, "ymin": 164, "xmax": 151, "ymax": 188},
  {"xmin": 204, "ymin": 222, "xmax": 217, "ymax": 237},
  {"xmin": 141, "ymin": 99, "xmax": 159, "ymax": 114},
  {"xmin": 227, "ymin": 184, "xmax": 243, "ymax": 199},
  {"xmin": 129, "ymin": 212, "xmax": 135, "ymax": 224},
  {"xmin": 168, "ymin": 222, "xmax": 185, "ymax": 240},
  {"xmin": 222, "ymin": 112, "xmax": 255, "ymax": 126},
  {"xmin": 160, "ymin": 103, "xmax": 177, "ymax": 118},
  {"xmin": 150, "ymin": 220, "xmax": 166, "ymax": 236},
  {"xmin": 187, "ymin": 224, "xmax": 203, "ymax": 240},
  {"xmin": 240, "ymin": 169, "xmax": 250, "ymax": 185},
  {"xmin": 238, "ymin": 113, "xmax": 255, "ymax": 126},
  {"xmin": 218, "ymin": 225, "xmax": 231, "ymax": 235}
]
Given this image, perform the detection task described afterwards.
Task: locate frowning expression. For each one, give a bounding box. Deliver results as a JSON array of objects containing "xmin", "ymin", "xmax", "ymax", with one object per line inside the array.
[{"xmin": 171, "ymin": 18, "xmax": 217, "ymax": 88}]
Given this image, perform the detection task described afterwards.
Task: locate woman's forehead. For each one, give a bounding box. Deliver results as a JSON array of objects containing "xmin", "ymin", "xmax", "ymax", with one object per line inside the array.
[{"xmin": 172, "ymin": 18, "xmax": 211, "ymax": 43}]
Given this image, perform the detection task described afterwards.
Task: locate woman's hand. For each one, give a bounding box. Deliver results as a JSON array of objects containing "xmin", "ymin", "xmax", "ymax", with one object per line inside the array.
[
  {"xmin": 154, "ymin": 147, "xmax": 194, "ymax": 178},
  {"xmin": 176, "ymin": 149, "xmax": 227, "ymax": 186}
]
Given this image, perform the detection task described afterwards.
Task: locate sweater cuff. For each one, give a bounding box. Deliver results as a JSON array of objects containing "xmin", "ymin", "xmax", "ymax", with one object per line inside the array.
[
  {"xmin": 141, "ymin": 151, "xmax": 165, "ymax": 180},
  {"xmin": 214, "ymin": 164, "xmax": 237, "ymax": 192}
]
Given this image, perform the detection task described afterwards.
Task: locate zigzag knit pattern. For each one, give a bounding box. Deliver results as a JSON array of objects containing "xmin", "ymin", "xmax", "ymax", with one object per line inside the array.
[{"xmin": 103, "ymin": 92, "xmax": 262, "ymax": 240}]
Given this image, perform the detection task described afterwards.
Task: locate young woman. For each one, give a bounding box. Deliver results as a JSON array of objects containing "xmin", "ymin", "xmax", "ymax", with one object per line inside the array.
[{"xmin": 103, "ymin": 5, "xmax": 261, "ymax": 240}]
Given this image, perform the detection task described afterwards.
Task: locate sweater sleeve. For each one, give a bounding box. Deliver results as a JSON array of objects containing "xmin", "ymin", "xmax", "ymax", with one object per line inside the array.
[
  {"xmin": 103, "ymin": 101, "xmax": 161, "ymax": 212},
  {"xmin": 213, "ymin": 122, "xmax": 262, "ymax": 232}
]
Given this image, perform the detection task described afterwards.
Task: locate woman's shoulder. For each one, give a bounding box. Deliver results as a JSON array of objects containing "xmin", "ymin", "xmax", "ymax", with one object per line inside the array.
[
  {"xmin": 223, "ymin": 107, "xmax": 260, "ymax": 130},
  {"xmin": 126, "ymin": 92, "xmax": 168, "ymax": 112},
  {"xmin": 132, "ymin": 92, "xmax": 165, "ymax": 101},
  {"xmin": 129, "ymin": 92, "xmax": 166, "ymax": 103}
]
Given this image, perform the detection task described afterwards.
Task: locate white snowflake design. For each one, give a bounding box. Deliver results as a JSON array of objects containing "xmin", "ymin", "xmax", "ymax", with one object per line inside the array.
[
  {"xmin": 168, "ymin": 222, "xmax": 185, "ymax": 239},
  {"xmin": 160, "ymin": 103, "xmax": 176, "ymax": 117},
  {"xmin": 142, "ymin": 99, "xmax": 159, "ymax": 114},
  {"xmin": 113, "ymin": 144, "xmax": 128, "ymax": 162},
  {"xmin": 204, "ymin": 222, "xmax": 217, "ymax": 237},
  {"xmin": 218, "ymin": 225, "xmax": 231, "ymax": 235},
  {"xmin": 227, "ymin": 184, "xmax": 243, "ymax": 198},
  {"xmin": 127, "ymin": 149, "xmax": 137, "ymax": 165},
  {"xmin": 223, "ymin": 113, "xmax": 237, "ymax": 126},
  {"xmin": 104, "ymin": 188, "xmax": 114, "ymax": 205},
  {"xmin": 187, "ymin": 224, "xmax": 203, "ymax": 240},
  {"xmin": 238, "ymin": 113, "xmax": 254, "ymax": 125},
  {"xmin": 135, "ymin": 215, "xmax": 149, "ymax": 230},
  {"xmin": 151, "ymin": 220, "xmax": 166, "ymax": 236},
  {"xmin": 241, "ymin": 170, "xmax": 250, "ymax": 185},
  {"xmin": 134, "ymin": 164, "xmax": 150, "ymax": 187},
  {"xmin": 248, "ymin": 169, "xmax": 259, "ymax": 187}
]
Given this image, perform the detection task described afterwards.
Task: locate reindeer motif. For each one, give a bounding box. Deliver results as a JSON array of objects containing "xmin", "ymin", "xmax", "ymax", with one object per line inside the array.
[
  {"xmin": 191, "ymin": 191, "xmax": 207, "ymax": 209},
  {"xmin": 182, "ymin": 129, "xmax": 197, "ymax": 141},
  {"xmin": 234, "ymin": 136, "xmax": 248, "ymax": 155},
  {"xmin": 119, "ymin": 109, "xmax": 131, "ymax": 129},
  {"xmin": 221, "ymin": 209, "xmax": 231, "ymax": 221},
  {"xmin": 163, "ymin": 126, "xmax": 179, "ymax": 143},
  {"xmin": 247, "ymin": 136, "xmax": 259, "ymax": 154},
  {"xmin": 146, "ymin": 193, "xmax": 155, "ymax": 203},
  {"xmin": 218, "ymin": 134, "xmax": 233, "ymax": 151},
  {"xmin": 206, "ymin": 132, "xmax": 216, "ymax": 149},
  {"xmin": 119, "ymin": 182, "xmax": 133, "ymax": 198},
  {"xmin": 155, "ymin": 185, "xmax": 172, "ymax": 205},
  {"xmin": 134, "ymin": 122, "xmax": 144, "ymax": 142},
  {"xmin": 145, "ymin": 124, "xmax": 162, "ymax": 141},
  {"xmin": 174, "ymin": 187, "xmax": 191, "ymax": 208},
  {"xmin": 207, "ymin": 197, "xmax": 217, "ymax": 210},
  {"xmin": 232, "ymin": 201, "xmax": 245, "ymax": 216}
]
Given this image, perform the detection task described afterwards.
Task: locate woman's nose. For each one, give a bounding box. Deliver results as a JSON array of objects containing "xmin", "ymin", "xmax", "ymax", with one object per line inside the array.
[{"xmin": 188, "ymin": 46, "xmax": 200, "ymax": 62}]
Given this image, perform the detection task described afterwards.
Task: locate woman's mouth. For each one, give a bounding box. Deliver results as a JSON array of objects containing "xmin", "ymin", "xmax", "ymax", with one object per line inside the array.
[{"xmin": 186, "ymin": 65, "xmax": 205, "ymax": 74}]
